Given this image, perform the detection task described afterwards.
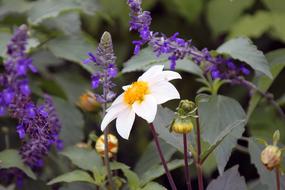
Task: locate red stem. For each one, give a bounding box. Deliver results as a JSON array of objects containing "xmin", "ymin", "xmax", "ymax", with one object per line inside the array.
[
  {"xmin": 195, "ymin": 110, "xmax": 204, "ymax": 190},
  {"xmin": 183, "ymin": 134, "xmax": 193, "ymax": 190},
  {"xmin": 149, "ymin": 123, "xmax": 177, "ymax": 190},
  {"xmin": 276, "ymin": 168, "xmax": 280, "ymax": 190}
]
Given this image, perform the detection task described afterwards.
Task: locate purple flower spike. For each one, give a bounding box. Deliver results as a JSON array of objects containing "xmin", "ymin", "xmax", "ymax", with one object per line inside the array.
[
  {"xmin": 127, "ymin": 0, "xmax": 251, "ymax": 79},
  {"xmin": 0, "ymin": 25, "xmax": 62, "ymax": 169},
  {"xmin": 83, "ymin": 31, "xmax": 118, "ymax": 103}
]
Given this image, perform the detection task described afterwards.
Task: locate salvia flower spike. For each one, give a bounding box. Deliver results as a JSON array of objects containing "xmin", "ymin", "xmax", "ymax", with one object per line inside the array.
[
  {"xmin": 83, "ymin": 31, "xmax": 118, "ymax": 103},
  {"xmin": 127, "ymin": 0, "xmax": 250, "ymax": 81}
]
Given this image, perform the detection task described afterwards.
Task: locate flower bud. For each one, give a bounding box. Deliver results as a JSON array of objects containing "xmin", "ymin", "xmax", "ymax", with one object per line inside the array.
[
  {"xmin": 77, "ymin": 91, "xmax": 100, "ymax": 112},
  {"xmin": 171, "ymin": 117, "xmax": 194, "ymax": 134},
  {"xmin": 96, "ymin": 134, "xmax": 118, "ymax": 158},
  {"xmin": 260, "ymin": 145, "xmax": 281, "ymax": 170}
]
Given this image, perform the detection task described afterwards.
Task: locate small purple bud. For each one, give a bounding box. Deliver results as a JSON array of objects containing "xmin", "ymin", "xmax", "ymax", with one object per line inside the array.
[
  {"xmin": 87, "ymin": 52, "xmax": 97, "ymax": 62},
  {"xmin": 211, "ymin": 70, "xmax": 220, "ymax": 79},
  {"xmin": 91, "ymin": 75, "xmax": 100, "ymax": 89},
  {"xmin": 17, "ymin": 64, "xmax": 27, "ymax": 76},
  {"xmin": 3, "ymin": 90, "xmax": 14, "ymax": 104},
  {"xmin": 107, "ymin": 65, "xmax": 118, "ymax": 78},
  {"xmin": 26, "ymin": 104, "xmax": 36, "ymax": 118},
  {"xmin": 20, "ymin": 82, "xmax": 31, "ymax": 96},
  {"xmin": 0, "ymin": 106, "xmax": 6, "ymax": 116},
  {"xmin": 16, "ymin": 125, "xmax": 25, "ymax": 139},
  {"xmin": 241, "ymin": 67, "xmax": 250, "ymax": 75}
]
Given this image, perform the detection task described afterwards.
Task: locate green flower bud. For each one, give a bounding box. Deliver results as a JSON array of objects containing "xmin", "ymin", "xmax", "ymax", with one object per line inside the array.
[
  {"xmin": 260, "ymin": 145, "xmax": 282, "ymax": 170},
  {"xmin": 171, "ymin": 117, "xmax": 194, "ymax": 134}
]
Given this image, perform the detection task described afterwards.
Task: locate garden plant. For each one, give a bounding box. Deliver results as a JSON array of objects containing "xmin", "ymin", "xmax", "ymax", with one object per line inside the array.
[{"xmin": 0, "ymin": 0, "xmax": 285, "ymax": 190}]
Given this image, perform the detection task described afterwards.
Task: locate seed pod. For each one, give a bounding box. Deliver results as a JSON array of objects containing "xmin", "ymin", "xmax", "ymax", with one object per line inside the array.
[
  {"xmin": 77, "ymin": 91, "xmax": 100, "ymax": 112},
  {"xmin": 96, "ymin": 134, "xmax": 118, "ymax": 158},
  {"xmin": 260, "ymin": 145, "xmax": 281, "ymax": 170}
]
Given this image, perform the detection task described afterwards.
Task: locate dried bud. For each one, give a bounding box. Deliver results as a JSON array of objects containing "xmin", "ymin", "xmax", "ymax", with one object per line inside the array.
[
  {"xmin": 260, "ymin": 145, "xmax": 281, "ymax": 170},
  {"xmin": 96, "ymin": 134, "xmax": 118, "ymax": 158},
  {"xmin": 170, "ymin": 117, "xmax": 194, "ymax": 134},
  {"xmin": 77, "ymin": 91, "xmax": 100, "ymax": 111}
]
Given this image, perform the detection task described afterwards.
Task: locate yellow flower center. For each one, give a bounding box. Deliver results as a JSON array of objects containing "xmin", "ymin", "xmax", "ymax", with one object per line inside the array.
[{"xmin": 124, "ymin": 81, "xmax": 149, "ymax": 105}]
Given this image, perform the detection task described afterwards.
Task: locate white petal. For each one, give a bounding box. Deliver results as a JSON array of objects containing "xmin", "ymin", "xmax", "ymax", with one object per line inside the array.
[
  {"xmin": 162, "ymin": 71, "xmax": 182, "ymax": 81},
  {"xmin": 101, "ymin": 104, "xmax": 127, "ymax": 131},
  {"xmin": 150, "ymin": 81, "xmax": 180, "ymax": 104},
  {"xmin": 116, "ymin": 108, "xmax": 136, "ymax": 139},
  {"xmin": 132, "ymin": 95, "xmax": 157, "ymax": 123},
  {"xmin": 138, "ymin": 65, "xmax": 164, "ymax": 82},
  {"xmin": 109, "ymin": 93, "xmax": 124, "ymax": 109},
  {"xmin": 122, "ymin": 85, "xmax": 131, "ymax": 91}
]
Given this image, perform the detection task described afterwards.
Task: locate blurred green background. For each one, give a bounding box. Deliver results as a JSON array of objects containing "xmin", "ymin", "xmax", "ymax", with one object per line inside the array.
[{"xmin": 0, "ymin": 0, "xmax": 284, "ymax": 189}]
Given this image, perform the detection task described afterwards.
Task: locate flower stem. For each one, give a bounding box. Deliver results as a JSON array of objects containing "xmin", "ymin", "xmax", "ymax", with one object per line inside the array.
[
  {"xmin": 102, "ymin": 103, "xmax": 115, "ymax": 190},
  {"xmin": 183, "ymin": 133, "xmax": 192, "ymax": 190},
  {"xmin": 195, "ymin": 110, "xmax": 204, "ymax": 190},
  {"xmin": 149, "ymin": 123, "xmax": 177, "ymax": 190},
  {"xmin": 276, "ymin": 168, "xmax": 280, "ymax": 190}
]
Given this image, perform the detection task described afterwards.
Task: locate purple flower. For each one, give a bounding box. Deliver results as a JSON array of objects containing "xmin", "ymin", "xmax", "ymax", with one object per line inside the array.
[
  {"xmin": 83, "ymin": 32, "xmax": 118, "ymax": 103},
  {"xmin": 127, "ymin": 0, "xmax": 251, "ymax": 78},
  {"xmin": 0, "ymin": 25, "xmax": 62, "ymax": 169}
]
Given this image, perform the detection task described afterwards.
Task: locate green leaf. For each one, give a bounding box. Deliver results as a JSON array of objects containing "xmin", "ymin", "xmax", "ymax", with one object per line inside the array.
[
  {"xmin": 53, "ymin": 71, "xmax": 90, "ymax": 103},
  {"xmin": 199, "ymin": 95, "xmax": 247, "ymax": 173},
  {"xmin": 207, "ymin": 0, "xmax": 254, "ymax": 37},
  {"xmin": 248, "ymin": 138, "xmax": 285, "ymax": 189},
  {"xmin": 110, "ymin": 162, "xmax": 140, "ymax": 190},
  {"xmin": 141, "ymin": 182, "xmax": 167, "ymax": 190},
  {"xmin": 122, "ymin": 48, "xmax": 203, "ymax": 76},
  {"xmin": 229, "ymin": 11, "xmax": 272, "ymax": 39},
  {"xmin": 134, "ymin": 140, "xmax": 176, "ymax": 176},
  {"xmin": 217, "ymin": 37, "xmax": 272, "ymax": 78},
  {"xmin": 59, "ymin": 182, "xmax": 95, "ymax": 190},
  {"xmin": 153, "ymin": 106, "xmax": 183, "ymax": 152},
  {"xmin": 0, "ymin": 149, "xmax": 36, "ymax": 179},
  {"xmin": 206, "ymin": 166, "xmax": 247, "ymax": 190},
  {"xmin": 31, "ymin": 50, "xmax": 63, "ymax": 74},
  {"xmin": 0, "ymin": 0, "xmax": 33, "ymax": 16},
  {"xmin": 52, "ymin": 97, "xmax": 84, "ymax": 146},
  {"xmin": 27, "ymin": 0, "xmax": 97, "ymax": 25},
  {"xmin": 140, "ymin": 159, "xmax": 185, "ymax": 186},
  {"xmin": 0, "ymin": 29, "xmax": 11, "ymax": 57},
  {"xmin": 47, "ymin": 170, "xmax": 95, "ymax": 185},
  {"xmin": 61, "ymin": 146, "xmax": 103, "ymax": 172},
  {"xmin": 247, "ymin": 49, "xmax": 285, "ymax": 118},
  {"xmin": 229, "ymin": 12, "xmax": 285, "ymax": 43},
  {"xmin": 261, "ymin": 0, "xmax": 285, "ymax": 12},
  {"xmin": 46, "ymin": 33, "xmax": 97, "ymax": 73},
  {"xmin": 170, "ymin": 0, "xmax": 202, "ymax": 22}
]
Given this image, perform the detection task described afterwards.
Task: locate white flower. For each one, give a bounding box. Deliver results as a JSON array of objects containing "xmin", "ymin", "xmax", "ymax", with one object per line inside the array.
[{"xmin": 101, "ymin": 65, "xmax": 181, "ymax": 139}]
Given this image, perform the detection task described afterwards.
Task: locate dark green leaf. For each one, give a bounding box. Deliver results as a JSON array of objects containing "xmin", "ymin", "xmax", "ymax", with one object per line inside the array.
[
  {"xmin": 207, "ymin": 0, "xmax": 254, "ymax": 36},
  {"xmin": 141, "ymin": 182, "xmax": 167, "ymax": 190},
  {"xmin": 134, "ymin": 140, "xmax": 176, "ymax": 176},
  {"xmin": 247, "ymin": 49, "xmax": 285, "ymax": 118},
  {"xmin": 0, "ymin": 149, "xmax": 36, "ymax": 179},
  {"xmin": 61, "ymin": 146, "xmax": 102, "ymax": 172},
  {"xmin": 206, "ymin": 166, "xmax": 247, "ymax": 190},
  {"xmin": 47, "ymin": 170, "xmax": 95, "ymax": 185},
  {"xmin": 52, "ymin": 97, "xmax": 84, "ymax": 146},
  {"xmin": 46, "ymin": 33, "xmax": 97, "ymax": 74},
  {"xmin": 217, "ymin": 37, "xmax": 272, "ymax": 78},
  {"xmin": 122, "ymin": 48, "xmax": 203, "ymax": 76},
  {"xmin": 199, "ymin": 95, "xmax": 246, "ymax": 173},
  {"xmin": 140, "ymin": 159, "xmax": 185, "ymax": 186}
]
